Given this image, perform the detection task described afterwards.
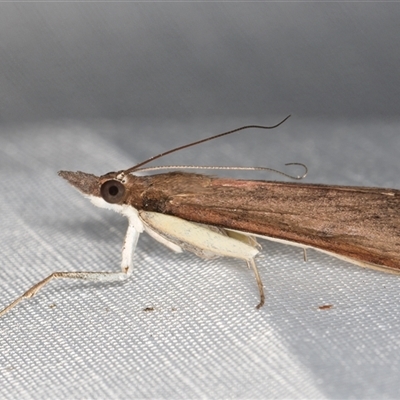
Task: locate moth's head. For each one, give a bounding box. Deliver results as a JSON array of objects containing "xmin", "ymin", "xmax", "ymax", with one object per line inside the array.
[{"xmin": 58, "ymin": 170, "xmax": 129, "ymax": 211}]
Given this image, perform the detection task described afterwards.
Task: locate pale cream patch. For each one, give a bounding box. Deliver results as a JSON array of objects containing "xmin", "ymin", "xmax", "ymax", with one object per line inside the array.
[{"xmin": 139, "ymin": 211, "xmax": 259, "ymax": 261}]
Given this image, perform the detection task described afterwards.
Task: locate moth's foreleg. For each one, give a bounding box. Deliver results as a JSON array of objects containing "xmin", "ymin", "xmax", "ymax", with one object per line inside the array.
[
  {"xmin": 0, "ymin": 224, "xmax": 140, "ymax": 318},
  {"xmin": 0, "ymin": 270, "xmax": 130, "ymax": 318},
  {"xmin": 247, "ymin": 258, "xmax": 265, "ymax": 309},
  {"xmin": 120, "ymin": 223, "xmax": 140, "ymax": 275}
]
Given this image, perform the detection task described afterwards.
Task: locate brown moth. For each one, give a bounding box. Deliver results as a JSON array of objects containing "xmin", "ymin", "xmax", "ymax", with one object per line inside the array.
[{"xmin": 1, "ymin": 116, "xmax": 400, "ymax": 317}]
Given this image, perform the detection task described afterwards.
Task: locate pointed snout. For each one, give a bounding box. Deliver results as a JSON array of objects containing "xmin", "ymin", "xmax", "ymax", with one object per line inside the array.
[{"xmin": 58, "ymin": 170, "xmax": 102, "ymax": 197}]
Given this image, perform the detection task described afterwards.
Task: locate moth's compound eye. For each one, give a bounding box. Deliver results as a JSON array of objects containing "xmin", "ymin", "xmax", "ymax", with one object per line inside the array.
[{"xmin": 100, "ymin": 180, "xmax": 126, "ymax": 204}]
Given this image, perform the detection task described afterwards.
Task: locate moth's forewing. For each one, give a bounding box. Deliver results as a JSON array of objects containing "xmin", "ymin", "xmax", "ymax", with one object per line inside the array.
[{"xmin": 124, "ymin": 172, "xmax": 400, "ymax": 271}]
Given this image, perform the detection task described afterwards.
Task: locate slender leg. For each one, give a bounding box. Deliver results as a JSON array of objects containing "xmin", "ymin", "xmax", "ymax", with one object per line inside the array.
[
  {"xmin": 0, "ymin": 271, "xmax": 129, "ymax": 318},
  {"xmin": 246, "ymin": 258, "xmax": 265, "ymax": 309},
  {"xmin": 303, "ymin": 248, "xmax": 308, "ymax": 262},
  {"xmin": 0, "ymin": 224, "xmax": 140, "ymax": 318}
]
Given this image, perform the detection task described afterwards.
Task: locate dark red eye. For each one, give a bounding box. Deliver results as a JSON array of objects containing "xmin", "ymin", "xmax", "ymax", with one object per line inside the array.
[{"xmin": 100, "ymin": 180, "xmax": 126, "ymax": 204}]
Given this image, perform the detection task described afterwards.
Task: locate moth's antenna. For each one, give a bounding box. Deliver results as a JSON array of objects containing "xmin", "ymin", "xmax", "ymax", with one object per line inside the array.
[
  {"xmin": 121, "ymin": 115, "xmax": 291, "ymax": 176},
  {"xmin": 134, "ymin": 162, "xmax": 308, "ymax": 180}
]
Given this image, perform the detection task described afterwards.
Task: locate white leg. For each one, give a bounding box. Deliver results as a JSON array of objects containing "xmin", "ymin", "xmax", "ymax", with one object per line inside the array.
[
  {"xmin": 121, "ymin": 223, "xmax": 140, "ymax": 275},
  {"xmin": 0, "ymin": 224, "xmax": 140, "ymax": 318}
]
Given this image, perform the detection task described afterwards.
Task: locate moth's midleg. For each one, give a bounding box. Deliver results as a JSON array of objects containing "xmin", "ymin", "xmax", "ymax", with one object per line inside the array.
[{"xmin": 139, "ymin": 212, "xmax": 264, "ymax": 308}]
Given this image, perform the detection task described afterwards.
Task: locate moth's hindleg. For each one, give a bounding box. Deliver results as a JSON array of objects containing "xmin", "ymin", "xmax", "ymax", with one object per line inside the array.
[{"xmin": 303, "ymin": 248, "xmax": 308, "ymax": 262}]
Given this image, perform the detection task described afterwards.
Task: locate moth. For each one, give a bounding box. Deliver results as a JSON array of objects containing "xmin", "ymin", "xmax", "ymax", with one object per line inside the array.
[{"xmin": 2, "ymin": 116, "xmax": 400, "ymax": 317}]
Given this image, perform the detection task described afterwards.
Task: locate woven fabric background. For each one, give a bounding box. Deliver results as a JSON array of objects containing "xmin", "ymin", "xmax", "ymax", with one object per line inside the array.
[
  {"xmin": 1, "ymin": 4, "xmax": 400, "ymax": 399},
  {"xmin": 2, "ymin": 119, "xmax": 400, "ymax": 399}
]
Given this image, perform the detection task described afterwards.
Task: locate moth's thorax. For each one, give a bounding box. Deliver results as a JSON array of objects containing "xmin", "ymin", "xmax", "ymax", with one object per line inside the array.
[{"xmin": 120, "ymin": 172, "xmax": 215, "ymax": 213}]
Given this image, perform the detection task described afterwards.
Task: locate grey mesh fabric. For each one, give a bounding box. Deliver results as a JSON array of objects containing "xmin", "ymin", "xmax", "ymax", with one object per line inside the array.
[
  {"xmin": 1, "ymin": 4, "xmax": 400, "ymax": 400},
  {"xmin": 2, "ymin": 120, "xmax": 400, "ymax": 399}
]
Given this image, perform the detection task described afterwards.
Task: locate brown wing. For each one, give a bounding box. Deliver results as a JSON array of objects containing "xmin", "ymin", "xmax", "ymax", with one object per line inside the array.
[{"xmin": 130, "ymin": 172, "xmax": 400, "ymax": 270}]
